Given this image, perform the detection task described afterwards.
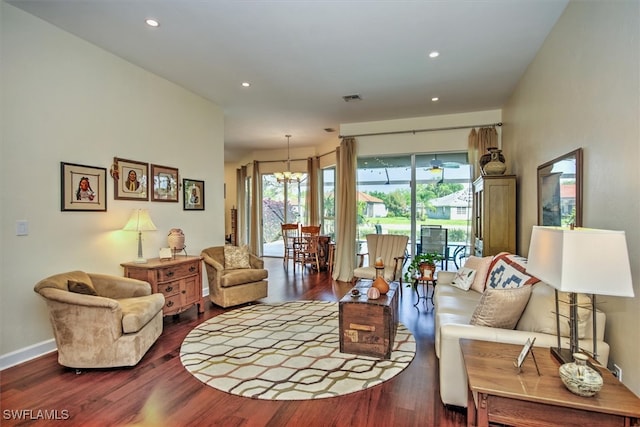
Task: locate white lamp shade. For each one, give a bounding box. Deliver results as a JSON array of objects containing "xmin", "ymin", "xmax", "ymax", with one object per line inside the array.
[
  {"xmin": 122, "ymin": 209, "xmax": 157, "ymax": 232},
  {"xmin": 526, "ymin": 226, "xmax": 634, "ymax": 297}
]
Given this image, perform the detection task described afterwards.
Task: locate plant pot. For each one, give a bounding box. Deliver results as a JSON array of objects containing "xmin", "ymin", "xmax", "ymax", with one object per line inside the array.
[{"xmin": 419, "ymin": 262, "xmax": 436, "ymax": 279}]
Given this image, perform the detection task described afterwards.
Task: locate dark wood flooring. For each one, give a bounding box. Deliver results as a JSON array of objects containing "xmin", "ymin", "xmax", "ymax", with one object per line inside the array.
[{"xmin": 1, "ymin": 258, "xmax": 467, "ymax": 426}]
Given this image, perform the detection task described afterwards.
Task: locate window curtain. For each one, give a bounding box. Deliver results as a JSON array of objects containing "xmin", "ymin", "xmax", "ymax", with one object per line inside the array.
[
  {"xmin": 250, "ymin": 161, "xmax": 262, "ymax": 256},
  {"xmin": 306, "ymin": 157, "xmax": 320, "ymax": 227},
  {"xmin": 468, "ymin": 127, "xmax": 498, "ymax": 180},
  {"xmin": 236, "ymin": 166, "xmax": 247, "ymax": 245},
  {"xmin": 332, "ymin": 137, "xmax": 357, "ymax": 282}
]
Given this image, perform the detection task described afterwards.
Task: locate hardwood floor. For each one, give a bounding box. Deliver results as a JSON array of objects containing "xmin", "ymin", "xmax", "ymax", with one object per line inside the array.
[{"xmin": 1, "ymin": 258, "xmax": 467, "ymax": 427}]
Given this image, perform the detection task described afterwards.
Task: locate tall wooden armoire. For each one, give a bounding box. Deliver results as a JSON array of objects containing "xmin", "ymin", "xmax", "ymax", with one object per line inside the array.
[{"xmin": 472, "ymin": 175, "xmax": 516, "ymax": 257}]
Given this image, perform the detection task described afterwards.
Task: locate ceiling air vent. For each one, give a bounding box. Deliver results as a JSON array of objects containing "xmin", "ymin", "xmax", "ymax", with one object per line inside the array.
[
  {"xmin": 324, "ymin": 128, "xmax": 336, "ymax": 133},
  {"xmin": 342, "ymin": 94, "xmax": 362, "ymax": 102}
]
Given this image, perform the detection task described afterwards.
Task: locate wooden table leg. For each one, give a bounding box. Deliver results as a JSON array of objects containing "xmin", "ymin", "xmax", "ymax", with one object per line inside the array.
[
  {"xmin": 476, "ymin": 392, "xmax": 489, "ymax": 427},
  {"xmin": 467, "ymin": 387, "xmax": 477, "ymax": 427}
]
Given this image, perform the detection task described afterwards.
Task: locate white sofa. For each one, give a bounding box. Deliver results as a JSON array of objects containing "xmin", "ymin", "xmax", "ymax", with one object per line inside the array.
[{"xmin": 434, "ymin": 255, "xmax": 609, "ymax": 408}]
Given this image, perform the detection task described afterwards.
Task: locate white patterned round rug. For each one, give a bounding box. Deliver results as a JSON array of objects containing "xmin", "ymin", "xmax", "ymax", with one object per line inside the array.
[{"xmin": 180, "ymin": 300, "xmax": 416, "ymax": 400}]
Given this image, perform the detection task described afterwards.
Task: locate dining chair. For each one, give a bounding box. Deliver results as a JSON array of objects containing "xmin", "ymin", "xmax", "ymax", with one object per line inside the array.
[
  {"xmin": 294, "ymin": 225, "xmax": 321, "ymax": 273},
  {"xmin": 420, "ymin": 225, "xmax": 448, "ymax": 269},
  {"xmin": 281, "ymin": 223, "xmax": 300, "ymax": 268}
]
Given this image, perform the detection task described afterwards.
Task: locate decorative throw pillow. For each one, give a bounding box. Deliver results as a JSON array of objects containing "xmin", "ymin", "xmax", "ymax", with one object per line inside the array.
[
  {"xmin": 470, "ymin": 286, "xmax": 533, "ymax": 329},
  {"xmin": 68, "ymin": 280, "xmax": 98, "ymax": 296},
  {"xmin": 450, "ymin": 267, "xmax": 477, "ymax": 291},
  {"xmin": 224, "ymin": 245, "xmax": 251, "ymax": 269},
  {"xmin": 462, "ymin": 256, "xmax": 493, "ymax": 293},
  {"xmin": 486, "ymin": 252, "xmax": 539, "ymax": 289}
]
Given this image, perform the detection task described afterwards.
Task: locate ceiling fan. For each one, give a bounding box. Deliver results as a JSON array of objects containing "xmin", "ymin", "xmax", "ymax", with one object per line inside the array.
[{"xmin": 428, "ymin": 155, "xmax": 461, "ymax": 171}]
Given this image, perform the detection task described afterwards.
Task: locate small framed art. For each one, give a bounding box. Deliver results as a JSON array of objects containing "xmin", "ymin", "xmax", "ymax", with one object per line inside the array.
[
  {"xmin": 183, "ymin": 179, "xmax": 205, "ymax": 210},
  {"xmin": 61, "ymin": 162, "xmax": 107, "ymax": 211},
  {"xmin": 151, "ymin": 164, "xmax": 179, "ymax": 202},
  {"xmin": 112, "ymin": 157, "xmax": 149, "ymax": 200}
]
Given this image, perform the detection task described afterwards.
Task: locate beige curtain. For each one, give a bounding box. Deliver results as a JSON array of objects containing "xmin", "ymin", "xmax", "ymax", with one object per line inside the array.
[
  {"xmin": 306, "ymin": 157, "xmax": 320, "ymax": 226},
  {"xmin": 236, "ymin": 166, "xmax": 247, "ymax": 245},
  {"xmin": 332, "ymin": 137, "xmax": 357, "ymax": 282},
  {"xmin": 468, "ymin": 127, "xmax": 498, "ymax": 179},
  {"xmin": 250, "ymin": 161, "xmax": 262, "ymax": 256}
]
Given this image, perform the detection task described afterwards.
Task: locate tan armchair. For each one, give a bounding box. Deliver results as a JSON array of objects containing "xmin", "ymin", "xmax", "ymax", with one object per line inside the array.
[
  {"xmin": 201, "ymin": 246, "xmax": 268, "ymax": 308},
  {"xmin": 34, "ymin": 271, "xmax": 164, "ymax": 370},
  {"xmin": 353, "ymin": 234, "xmax": 409, "ymax": 292}
]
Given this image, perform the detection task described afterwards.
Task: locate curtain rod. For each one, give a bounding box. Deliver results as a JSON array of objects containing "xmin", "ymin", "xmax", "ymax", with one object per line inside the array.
[{"xmin": 339, "ymin": 122, "xmax": 502, "ymax": 139}]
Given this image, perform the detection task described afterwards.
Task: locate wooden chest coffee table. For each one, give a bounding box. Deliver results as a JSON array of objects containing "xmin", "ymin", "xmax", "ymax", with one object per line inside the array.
[
  {"xmin": 460, "ymin": 339, "xmax": 640, "ymax": 427},
  {"xmin": 339, "ymin": 282, "xmax": 399, "ymax": 359}
]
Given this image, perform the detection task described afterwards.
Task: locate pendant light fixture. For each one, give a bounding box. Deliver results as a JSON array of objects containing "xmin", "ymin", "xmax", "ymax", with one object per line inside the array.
[{"xmin": 274, "ymin": 134, "xmax": 303, "ymax": 183}]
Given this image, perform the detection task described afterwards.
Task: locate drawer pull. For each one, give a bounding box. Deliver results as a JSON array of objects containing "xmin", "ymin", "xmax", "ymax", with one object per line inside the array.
[
  {"xmin": 166, "ymin": 301, "xmax": 174, "ymax": 307},
  {"xmin": 182, "ymin": 290, "xmax": 186, "ymax": 294},
  {"xmin": 189, "ymin": 266, "xmax": 196, "ymax": 272},
  {"xmin": 164, "ymin": 286, "xmax": 173, "ymax": 293},
  {"xmin": 166, "ymin": 271, "xmax": 175, "ymax": 277}
]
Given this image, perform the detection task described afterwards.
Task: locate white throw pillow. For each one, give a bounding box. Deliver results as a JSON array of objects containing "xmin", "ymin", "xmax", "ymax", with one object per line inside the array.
[
  {"xmin": 463, "ymin": 256, "xmax": 493, "ymax": 293},
  {"xmin": 450, "ymin": 267, "xmax": 477, "ymax": 291}
]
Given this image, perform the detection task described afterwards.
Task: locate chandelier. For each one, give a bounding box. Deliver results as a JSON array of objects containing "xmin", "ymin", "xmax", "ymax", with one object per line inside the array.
[{"xmin": 274, "ymin": 134, "xmax": 303, "ymax": 183}]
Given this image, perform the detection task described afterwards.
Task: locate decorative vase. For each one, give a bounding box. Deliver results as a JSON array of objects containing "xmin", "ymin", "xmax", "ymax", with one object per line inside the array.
[
  {"xmin": 372, "ymin": 276, "xmax": 390, "ymax": 295},
  {"xmin": 167, "ymin": 228, "xmax": 185, "ymax": 254},
  {"xmin": 482, "ymin": 148, "xmax": 506, "ymax": 175},
  {"xmin": 419, "ymin": 262, "xmax": 435, "ymax": 279},
  {"xmin": 558, "ymin": 353, "xmax": 603, "ymax": 397}
]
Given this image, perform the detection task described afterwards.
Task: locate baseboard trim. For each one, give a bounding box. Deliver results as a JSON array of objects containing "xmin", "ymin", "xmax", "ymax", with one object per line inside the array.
[{"xmin": 0, "ymin": 339, "xmax": 57, "ymax": 371}]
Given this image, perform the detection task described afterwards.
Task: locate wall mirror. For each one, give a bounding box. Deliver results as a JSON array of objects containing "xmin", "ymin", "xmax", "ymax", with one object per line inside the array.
[{"xmin": 537, "ymin": 148, "xmax": 583, "ymax": 227}]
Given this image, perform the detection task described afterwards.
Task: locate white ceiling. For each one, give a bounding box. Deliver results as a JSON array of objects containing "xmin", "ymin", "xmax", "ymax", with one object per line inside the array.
[{"xmin": 8, "ymin": 0, "xmax": 568, "ymax": 160}]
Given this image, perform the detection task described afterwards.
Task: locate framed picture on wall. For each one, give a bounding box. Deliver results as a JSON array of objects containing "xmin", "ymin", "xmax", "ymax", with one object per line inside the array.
[
  {"xmin": 183, "ymin": 179, "xmax": 205, "ymax": 210},
  {"xmin": 151, "ymin": 164, "xmax": 179, "ymax": 202},
  {"xmin": 61, "ymin": 162, "xmax": 107, "ymax": 211},
  {"xmin": 112, "ymin": 157, "xmax": 149, "ymax": 200}
]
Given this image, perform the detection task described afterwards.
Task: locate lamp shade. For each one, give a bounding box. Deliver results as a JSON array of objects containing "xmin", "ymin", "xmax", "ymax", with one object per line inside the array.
[
  {"xmin": 526, "ymin": 226, "xmax": 634, "ymax": 297},
  {"xmin": 122, "ymin": 209, "xmax": 157, "ymax": 232}
]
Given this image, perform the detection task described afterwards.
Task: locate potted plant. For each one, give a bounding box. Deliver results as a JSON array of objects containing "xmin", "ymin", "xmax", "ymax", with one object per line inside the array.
[{"xmin": 404, "ymin": 251, "xmax": 444, "ymax": 286}]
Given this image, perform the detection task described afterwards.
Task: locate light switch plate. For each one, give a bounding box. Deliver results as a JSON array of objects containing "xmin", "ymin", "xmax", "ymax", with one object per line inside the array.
[{"xmin": 16, "ymin": 220, "xmax": 28, "ymax": 236}]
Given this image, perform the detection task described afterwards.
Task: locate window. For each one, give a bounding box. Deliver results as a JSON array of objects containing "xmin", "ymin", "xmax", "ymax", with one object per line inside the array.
[{"xmin": 322, "ymin": 167, "xmax": 335, "ymax": 240}]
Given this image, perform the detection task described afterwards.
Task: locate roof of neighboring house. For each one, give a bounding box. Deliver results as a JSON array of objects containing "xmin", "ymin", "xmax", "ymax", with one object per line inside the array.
[
  {"xmin": 357, "ymin": 192, "xmax": 384, "ymax": 203},
  {"xmin": 429, "ymin": 189, "xmax": 472, "ymax": 208}
]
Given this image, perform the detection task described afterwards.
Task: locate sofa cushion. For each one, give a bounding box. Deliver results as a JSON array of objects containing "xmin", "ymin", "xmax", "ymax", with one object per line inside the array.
[
  {"xmin": 224, "ymin": 245, "xmax": 251, "ymax": 269},
  {"xmin": 221, "ymin": 268, "xmax": 268, "ymax": 288},
  {"xmin": 486, "ymin": 252, "xmax": 539, "ymax": 289},
  {"xmin": 470, "ymin": 286, "xmax": 532, "ymax": 329},
  {"xmin": 462, "ymin": 256, "xmax": 493, "ymax": 293},
  {"xmin": 516, "ymin": 282, "xmax": 591, "ymax": 338},
  {"xmin": 450, "ymin": 267, "xmax": 476, "ymax": 291},
  {"xmin": 118, "ymin": 294, "xmax": 165, "ymax": 334},
  {"xmin": 68, "ymin": 279, "xmax": 98, "ymax": 296}
]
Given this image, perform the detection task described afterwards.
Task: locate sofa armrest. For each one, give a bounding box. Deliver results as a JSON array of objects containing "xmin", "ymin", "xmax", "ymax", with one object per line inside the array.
[
  {"xmin": 89, "ymin": 274, "xmax": 151, "ymax": 299},
  {"xmin": 436, "ymin": 271, "xmax": 456, "ymax": 285},
  {"xmin": 249, "ymin": 253, "xmax": 264, "ymax": 269}
]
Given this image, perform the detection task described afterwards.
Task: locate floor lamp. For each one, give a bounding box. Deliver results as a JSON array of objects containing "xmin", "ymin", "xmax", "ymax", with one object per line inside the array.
[
  {"xmin": 526, "ymin": 226, "xmax": 634, "ymax": 364},
  {"xmin": 123, "ymin": 209, "xmax": 157, "ymax": 263}
]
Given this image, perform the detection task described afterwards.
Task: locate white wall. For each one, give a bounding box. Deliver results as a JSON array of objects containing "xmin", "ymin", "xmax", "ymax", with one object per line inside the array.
[
  {"xmin": 503, "ymin": 0, "xmax": 640, "ymax": 395},
  {"xmin": 1, "ymin": 3, "xmax": 225, "ymax": 366}
]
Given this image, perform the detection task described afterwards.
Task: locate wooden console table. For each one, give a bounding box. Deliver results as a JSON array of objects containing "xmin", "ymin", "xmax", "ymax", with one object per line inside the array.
[
  {"xmin": 460, "ymin": 339, "xmax": 640, "ymax": 427},
  {"xmin": 121, "ymin": 255, "xmax": 204, "ymax": 316}
]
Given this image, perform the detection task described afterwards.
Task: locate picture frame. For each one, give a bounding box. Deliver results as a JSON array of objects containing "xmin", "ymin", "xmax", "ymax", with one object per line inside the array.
[
  {"xmin": 183, "ymin": 179, "xmax": 205, "ymax": 210},
  {"xmin": 537, "ymin": 148, "xmax": 583, "ymax": 227},
  {"xmin": 151, "ymin": 164, "xmax": 179, "ymax": 202},
  {"xmin": 61, "ymin": 162, "xmax": 107, "ymax": 212},
  {"xmin": 112, "ymin": 157, "xmax": 149, "ymax": 200}
]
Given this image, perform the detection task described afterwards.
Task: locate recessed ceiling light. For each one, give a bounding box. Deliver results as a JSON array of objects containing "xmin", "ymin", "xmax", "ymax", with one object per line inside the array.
[
  {"xmin": 431, "ymin": 97, "xmax": 439, "ymax": 102},
  {"xmin": 145, "ymin": 19, "xmax": 159, "ymax": 27},
  {"xmin": 429, "ymin": 51, "xmax": 439, "ymax": 58},
  {"xmin": 241, "ymin": 82, "xmax": 251, "ymax": 88}
]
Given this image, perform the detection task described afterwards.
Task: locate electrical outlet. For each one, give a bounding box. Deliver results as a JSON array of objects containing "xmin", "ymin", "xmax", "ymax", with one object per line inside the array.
[{"xmin": 613, "ymin": 364, "xmax": 622, "ymax": 381}]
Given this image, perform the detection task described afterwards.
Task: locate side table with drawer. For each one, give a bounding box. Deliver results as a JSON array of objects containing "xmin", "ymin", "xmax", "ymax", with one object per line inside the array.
[{"xmin": 121, "ymin": 255, "xmax": 204, "ymax": 316}]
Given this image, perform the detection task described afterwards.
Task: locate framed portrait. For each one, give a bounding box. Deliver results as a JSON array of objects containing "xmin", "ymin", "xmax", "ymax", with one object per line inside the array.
[
  {"xmin": 151, "ymin": 164, "xmax": 179, "ymax": 202},
  {"xmin": 61, "ymin": 162, "xmax": 107, "ymax": 212},
  {"xmin": 112, "ymin": 157, "xmax": 149, "ymax": 200},
  {"xmin": 183, "ymin": 179, "xmax": 205, "ymax": 210}
]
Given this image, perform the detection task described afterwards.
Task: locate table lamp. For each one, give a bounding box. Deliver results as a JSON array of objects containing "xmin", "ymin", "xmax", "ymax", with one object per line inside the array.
[
  {"xmin": 526, "ymin": 226, "xmax": 634, "ymax": 364},
  {"xmin": 123, "ymin": 209, "xmax": 157, "ymax": 263}
]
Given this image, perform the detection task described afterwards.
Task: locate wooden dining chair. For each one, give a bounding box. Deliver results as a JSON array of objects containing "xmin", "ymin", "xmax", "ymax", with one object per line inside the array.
[
  {"xmin": 281, "ymin": 223, "xmax": 300, "ymax": 268},
  {"xmin": 294, "ymin": 225, "xmax": 321, "ymax": 273}
]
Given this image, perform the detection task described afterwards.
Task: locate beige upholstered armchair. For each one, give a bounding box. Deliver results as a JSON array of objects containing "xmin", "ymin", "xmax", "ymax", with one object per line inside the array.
[
  {"xmin": 34, "ymin": 271, "xmax": 164, "ymax": 370},
  {"xmin": 201, "ymin": 246, "xmax": 268, "ymax": 308},
  {"xmin": 353, "ymin": 234, "xmax": 409, "ymax": 292}
]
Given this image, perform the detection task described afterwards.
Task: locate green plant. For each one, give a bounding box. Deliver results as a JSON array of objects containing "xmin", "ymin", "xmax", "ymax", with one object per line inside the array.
[{"xmin": 403, "ymin": 251, "xmax": 444, "ymax": 284}]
